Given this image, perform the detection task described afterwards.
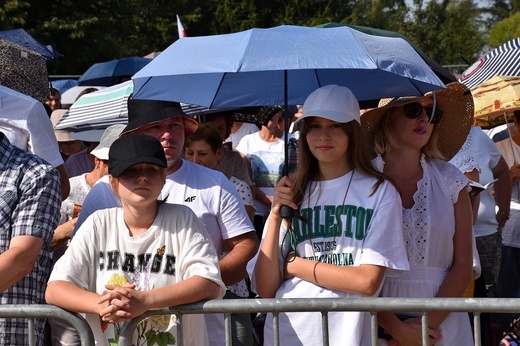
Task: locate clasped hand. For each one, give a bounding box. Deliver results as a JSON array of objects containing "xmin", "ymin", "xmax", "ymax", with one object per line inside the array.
[
  {"xmin": 387, "ymin": 317, "xmax": 442, "ymax": 346},
  {"xmin": 98, "ymin": 283, "xmax": 147, "ymax": 324}
]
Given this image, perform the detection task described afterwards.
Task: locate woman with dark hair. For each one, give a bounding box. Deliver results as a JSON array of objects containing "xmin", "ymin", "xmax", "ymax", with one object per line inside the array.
[{"xmin": 248, "ymin": 85, "xmax": 409, "ymax": 345}]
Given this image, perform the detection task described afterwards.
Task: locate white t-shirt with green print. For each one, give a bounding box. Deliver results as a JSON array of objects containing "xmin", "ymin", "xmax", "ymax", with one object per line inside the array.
[{"xmin": 249, "ymin": 169, "xmax": 409, "ymax": 345}]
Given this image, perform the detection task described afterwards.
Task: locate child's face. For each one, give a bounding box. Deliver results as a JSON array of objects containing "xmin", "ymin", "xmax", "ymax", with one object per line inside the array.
[
  {"xmin": 115, "ymin": 163, "xmax": 165, "ymax": 206},
  {"xmin": 305, "ymin": 117, "xmax": 350, "ymax": 166}
]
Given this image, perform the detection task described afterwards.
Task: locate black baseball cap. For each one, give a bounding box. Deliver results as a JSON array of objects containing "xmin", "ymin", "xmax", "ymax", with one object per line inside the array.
[{"xmin": 108, "ymin": 134, "xmax": 167, "ymax": 178}]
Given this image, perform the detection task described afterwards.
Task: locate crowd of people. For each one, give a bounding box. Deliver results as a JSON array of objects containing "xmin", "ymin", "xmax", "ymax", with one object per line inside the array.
[{"xmin": 0, "ymin": 76, "xmax": 519, "ymax": 346}]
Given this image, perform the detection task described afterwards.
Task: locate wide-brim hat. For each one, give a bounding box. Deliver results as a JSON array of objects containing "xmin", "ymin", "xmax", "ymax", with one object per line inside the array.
[
  {"xmin": 123, "ymin": 99, "xmax": 198, "ymax": 136},
  {"xmin": 361, "ymin": 82, "xmax": 474, "ymax": 161}
]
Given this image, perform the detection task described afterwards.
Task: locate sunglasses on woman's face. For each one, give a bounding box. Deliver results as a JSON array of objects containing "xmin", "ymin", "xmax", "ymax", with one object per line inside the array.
[{"xmin": 402, "ymin": 102, "xmax": 443, "ymax": 124}]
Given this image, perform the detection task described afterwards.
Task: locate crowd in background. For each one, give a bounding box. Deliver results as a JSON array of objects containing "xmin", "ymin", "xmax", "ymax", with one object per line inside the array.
[{"xmin": 1, "ymin": 75, "xmax": 520, "ymax": 346}]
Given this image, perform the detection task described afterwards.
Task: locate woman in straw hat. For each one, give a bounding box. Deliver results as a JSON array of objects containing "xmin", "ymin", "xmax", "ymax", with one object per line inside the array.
[
  {"xmin": 46, "ymin": 133, "xmax": 226, "ymax": 346},
  {"xmin": 361, "ymin": 82, "xmax": 475, "ymax": 345},
  {"xmin": 248, "ymin": 85, "xmax": 409, "ymax": 345}
]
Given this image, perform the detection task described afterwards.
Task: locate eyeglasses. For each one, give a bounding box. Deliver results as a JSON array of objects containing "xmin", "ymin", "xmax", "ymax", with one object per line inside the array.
[{"xmin": 402, "ymin": 102, "xmax": 443, "ymax": 124}]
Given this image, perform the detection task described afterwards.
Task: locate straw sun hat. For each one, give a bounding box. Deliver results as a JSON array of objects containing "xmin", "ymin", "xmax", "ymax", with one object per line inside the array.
[{"xmin": 361, "ymin": 82, "xmax": 474, "ymax": 161}]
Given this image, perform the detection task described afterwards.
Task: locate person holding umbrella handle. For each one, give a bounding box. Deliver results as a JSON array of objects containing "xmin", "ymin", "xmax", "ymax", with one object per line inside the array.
[{"xmin": 248, "ymin": 85, "xmax": 409, "ymax": 345}]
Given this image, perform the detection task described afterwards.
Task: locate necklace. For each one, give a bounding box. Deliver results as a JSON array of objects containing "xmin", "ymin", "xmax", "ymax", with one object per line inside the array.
[{"xmin": 307, "ymin": 169, "xmax": 355, "ymax": 263}]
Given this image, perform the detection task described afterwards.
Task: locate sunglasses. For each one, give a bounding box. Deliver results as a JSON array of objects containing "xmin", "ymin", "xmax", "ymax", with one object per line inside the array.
[{"xmin": 402, "ymin": 102, "xmax": 443, "ymax": 124}]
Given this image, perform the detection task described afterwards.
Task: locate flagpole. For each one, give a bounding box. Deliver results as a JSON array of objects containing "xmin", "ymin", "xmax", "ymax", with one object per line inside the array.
[{"xmin": 177, "ymin": 15, "xmax": 187, "ymax": 39}]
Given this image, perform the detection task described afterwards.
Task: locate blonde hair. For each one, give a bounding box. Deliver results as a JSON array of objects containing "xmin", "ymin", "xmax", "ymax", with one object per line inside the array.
[{"xmin": 373, "ymin": 107, "xmax": 445, "ymax": 160}]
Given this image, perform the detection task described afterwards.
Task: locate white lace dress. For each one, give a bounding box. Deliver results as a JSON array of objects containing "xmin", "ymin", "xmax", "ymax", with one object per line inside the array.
[{"xmin": 375, "ymin": 155, "xmax": 474, "ymax": 345}]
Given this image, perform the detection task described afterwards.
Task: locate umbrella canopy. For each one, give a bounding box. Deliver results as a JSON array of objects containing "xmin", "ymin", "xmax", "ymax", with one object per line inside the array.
[
  {"xmin": 459, "ymin": 38, "xmax": 520, "ymax": 89},
  {"xmin": 472, "ymin": 75, "xmax": 520, "ymax": 129},
  {"xmin": 50, "ymin": 79, "xmax": 78, "ymax": 94},
  {"xmin": 0, "ymin": 39, "xmax": 48, "ymax": 102},
  {"xmin": 78, "ymin": 57, "xmax": 152, "ymax": 86},
  {"xmin": 56, "ymin": 81, "xmax": 133, "ymax": 131},
  {"xmin": 57, "ymin": 80, "xmax": 270, "ymax": 131},
  {"xmin": 0, "ymin": 28, "xmax": 60, "ymax": 61},
  {"xmin": 131, "ymin": 25, "xmax": 445, "ymax": 109},
  {"xmin": 317, "ymin": 23, "xmax": 456, "ymax": 85}
]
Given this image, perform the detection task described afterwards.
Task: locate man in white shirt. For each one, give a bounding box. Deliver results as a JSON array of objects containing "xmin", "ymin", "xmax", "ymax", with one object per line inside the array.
[{"xmin": 0, "ymin": 85, "xmax": 70, "ymax": 199}]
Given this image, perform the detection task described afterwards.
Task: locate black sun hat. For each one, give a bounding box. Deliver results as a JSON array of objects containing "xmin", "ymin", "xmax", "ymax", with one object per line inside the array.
[
  {"xmin": 361, "ymin": 82, "xmax": 474, "ymax": 161},
  {"xmin": 108, "ymin": 134, "xmax": 167, "ymax": 178},
  {"xmin": 123, "ymin": 99, "xmax": 198, "ymax": 136}
]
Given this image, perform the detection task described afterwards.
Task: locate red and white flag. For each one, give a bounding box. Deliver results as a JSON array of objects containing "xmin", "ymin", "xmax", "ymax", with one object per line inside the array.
[{"xmin": 177, "ymin": 15, "xmax": 187, "ymax": 38}]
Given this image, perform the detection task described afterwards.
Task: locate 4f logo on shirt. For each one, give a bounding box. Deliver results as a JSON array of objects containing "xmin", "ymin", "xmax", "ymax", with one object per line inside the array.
[{"xmin": 185, "ymin": 196, "xmax": 196, "ymax": 202}]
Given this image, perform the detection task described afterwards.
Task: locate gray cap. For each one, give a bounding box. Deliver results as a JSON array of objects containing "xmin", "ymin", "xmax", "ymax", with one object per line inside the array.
[{"xmin": 90, "ymin": 124, "xmax": 126, "ymax": 160}]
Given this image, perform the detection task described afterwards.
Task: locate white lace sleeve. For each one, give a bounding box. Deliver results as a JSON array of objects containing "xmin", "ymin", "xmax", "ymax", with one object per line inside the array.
[
  {"xmin": 449, "ymin": 128, "xmax": 480, "ymax": 173},
  {"xmin": 437, "ymin": 160, "xmax": 469, "ymax": 204},
  {"xmin": 450, "ymin": 153, "xmax": 479, "ymax": 174}
]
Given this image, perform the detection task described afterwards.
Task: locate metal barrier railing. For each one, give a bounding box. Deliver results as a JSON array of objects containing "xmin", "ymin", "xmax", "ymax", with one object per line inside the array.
[
  {"xmin": 118, "ymin": 297, "xmax": 520, "ymax": 346},
  {"xmin": 2, "ymin": 298, "xmax": 518, "ymax": 345},
  {"xmin": 0, "ymin": 304, "xmax": 95, "ymax": 346}
]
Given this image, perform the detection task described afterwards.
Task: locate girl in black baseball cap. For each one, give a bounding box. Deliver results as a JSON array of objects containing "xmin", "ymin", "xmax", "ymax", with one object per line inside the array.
[{"xmin": 47, "ymin": 133, "xmax": 225, "ymax": 345}]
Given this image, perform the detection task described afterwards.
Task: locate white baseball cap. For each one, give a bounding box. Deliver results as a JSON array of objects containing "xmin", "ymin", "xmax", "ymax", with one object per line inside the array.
[{"xmin": 298, "ymin": 84, "xmax": 360, "ymax": 124}]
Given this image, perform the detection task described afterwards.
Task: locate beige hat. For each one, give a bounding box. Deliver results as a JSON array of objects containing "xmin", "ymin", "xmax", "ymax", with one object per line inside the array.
[
  {"xmin": 361, "ymin": 82, "xmax": 474, "ymax": 161},
  {"xmin": 50, "ymin": 109, "xmax": 75, "ymax": 142}
]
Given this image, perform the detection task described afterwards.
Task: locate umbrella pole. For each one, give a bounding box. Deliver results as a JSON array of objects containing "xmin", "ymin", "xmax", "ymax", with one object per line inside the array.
[
  {"xmin": 280, "ymin": 70, "xmax": 295, "ymax": 219},
  {"xmin": 504, "ymin": 112, "xmax": 518, "ymax": 164}
]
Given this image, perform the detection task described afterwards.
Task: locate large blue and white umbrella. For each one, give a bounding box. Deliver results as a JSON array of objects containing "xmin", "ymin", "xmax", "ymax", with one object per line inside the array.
[
  {"xmin": 131, "ymin": 25, "xmax": 445, "ymax": 109},
  {"xmin": 459, "ymin": 37, "xmax": 520, "ymax": 89}
]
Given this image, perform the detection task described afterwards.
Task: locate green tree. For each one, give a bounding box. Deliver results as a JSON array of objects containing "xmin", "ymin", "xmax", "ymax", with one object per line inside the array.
[
  {"xmin": 0, "ymin": 0, "xmax": 506, "ymax": 76},
  {"xmin": 345, "ymin": 0, "xmax": 408, "ymax": 30},
  {"xmin": 488, "ymin": 11, "xmax": 520, "ymax": 47},
  {"xmin": 0, "ymin": 0, "xmax": 30, "ymax": 28},
  {"xmin": 404, "ymin": 0, "xmax": 484, "ymax": 68}
]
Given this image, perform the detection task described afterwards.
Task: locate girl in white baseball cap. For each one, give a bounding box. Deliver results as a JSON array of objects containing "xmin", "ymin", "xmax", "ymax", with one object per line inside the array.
[{"xmin": 249, "ymin": 84, "xmax": 409, "ymax": 345}]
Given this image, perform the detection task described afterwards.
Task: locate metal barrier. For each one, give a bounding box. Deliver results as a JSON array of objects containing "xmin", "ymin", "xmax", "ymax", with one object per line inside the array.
[
  {"xmin": 0, "ymin": 304, "xmax": 95, "ymax": 346},
  {"xmin": 118, "ymin": 297, "xmax": 520, "ymax": 346},
  {"xmin": 2, "ymin": 298, "xmax": 518, "ymax": 345}
]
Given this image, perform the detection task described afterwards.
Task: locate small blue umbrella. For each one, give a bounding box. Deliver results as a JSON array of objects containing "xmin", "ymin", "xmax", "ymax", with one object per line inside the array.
[
  {"xmin": 78, "ymin": 57, "xmax": 151, "ymax": 86},
  {"xmin": 131, "ymin": 25, "xmax": 445, "ymax": 109}
]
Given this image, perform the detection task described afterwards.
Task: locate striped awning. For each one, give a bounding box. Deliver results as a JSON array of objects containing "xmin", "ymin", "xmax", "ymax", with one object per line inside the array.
[
  {"xmin": 459, "ymin": 38, "xmax": 520, "ymax": 89},
  {"xmin": 55, "ymin": 80, "xmax": 133, "ymax": 131}
]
